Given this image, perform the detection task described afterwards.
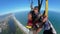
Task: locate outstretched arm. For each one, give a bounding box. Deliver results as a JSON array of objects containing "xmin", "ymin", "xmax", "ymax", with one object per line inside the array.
[{"xmin": 43, "ymin": 16, "xmax": 48, "ymax": 22}]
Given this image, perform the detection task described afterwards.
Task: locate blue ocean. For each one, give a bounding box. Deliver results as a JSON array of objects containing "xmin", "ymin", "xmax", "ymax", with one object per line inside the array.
[{"xmin": 15, "ymin": 11, "xmax": 60, "ymax": 34}]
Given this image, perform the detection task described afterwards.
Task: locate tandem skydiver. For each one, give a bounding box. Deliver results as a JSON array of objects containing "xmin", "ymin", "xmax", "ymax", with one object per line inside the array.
[
  {"xmin": 26, "ymin": 6, "xmax": 53, "ymax": 34},
  {"xmin": 26, "ymin": 6, "xmax": 48, "ymax": 34}
]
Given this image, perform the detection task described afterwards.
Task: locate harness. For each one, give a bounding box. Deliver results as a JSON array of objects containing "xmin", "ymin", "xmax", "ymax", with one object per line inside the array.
[{"xmin": 30, "ymin": 11, "xmax": 44, "ymax": 30}]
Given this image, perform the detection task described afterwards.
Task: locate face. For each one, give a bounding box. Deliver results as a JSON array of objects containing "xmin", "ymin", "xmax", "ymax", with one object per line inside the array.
[{"xmin": 34, "ymin": 8, "xmax": 38, "ymax": 13}]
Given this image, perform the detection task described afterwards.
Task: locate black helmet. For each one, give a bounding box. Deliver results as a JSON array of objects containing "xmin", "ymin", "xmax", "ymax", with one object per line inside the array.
[{"xmin": 34, "ymin": 6, "xmax": 38, "ymax": 9}]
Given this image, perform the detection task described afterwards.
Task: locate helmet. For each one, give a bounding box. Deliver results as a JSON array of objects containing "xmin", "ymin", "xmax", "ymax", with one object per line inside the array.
[{"xmin": 34, "ymin": 6, "xmax": 38, "ymax": 9}]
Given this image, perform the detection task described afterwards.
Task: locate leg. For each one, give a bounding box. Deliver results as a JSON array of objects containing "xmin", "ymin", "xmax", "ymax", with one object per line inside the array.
[
  {"xmin": 36, "ymin": 28, "xmax": 42, "ymax": 34},
  {"xmin": 33, "ymin": 30, "xmax": 38, "ymax": 34}
]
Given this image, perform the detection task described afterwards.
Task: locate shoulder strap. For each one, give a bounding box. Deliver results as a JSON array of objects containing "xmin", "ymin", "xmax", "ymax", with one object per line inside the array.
[{"xmin": 33, "ymin": 14, "xmax": 42, "ymax": 23}]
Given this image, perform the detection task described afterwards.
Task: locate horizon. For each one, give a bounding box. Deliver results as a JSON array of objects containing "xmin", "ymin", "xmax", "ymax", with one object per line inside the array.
[{"xmin": 0, "ymin": 10, "xmax": 60, "ymax": 16}]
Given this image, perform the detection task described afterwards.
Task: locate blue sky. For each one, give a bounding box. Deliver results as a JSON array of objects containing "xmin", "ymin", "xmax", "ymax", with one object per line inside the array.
[{"xmin": 0, "ymin": 0, "xmax": 60, "ymax": 15}]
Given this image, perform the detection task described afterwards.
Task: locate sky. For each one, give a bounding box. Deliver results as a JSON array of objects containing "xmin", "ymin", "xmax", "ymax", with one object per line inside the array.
[{"xmin": 0, "ymin": 0, "xmax": 60, "ymax": 15}]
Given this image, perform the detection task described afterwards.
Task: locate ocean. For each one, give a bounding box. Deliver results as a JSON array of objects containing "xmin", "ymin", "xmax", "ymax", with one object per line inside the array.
[{"xmin": 15, "ymin": 11, "xmax": 60, "ymax": 34}]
